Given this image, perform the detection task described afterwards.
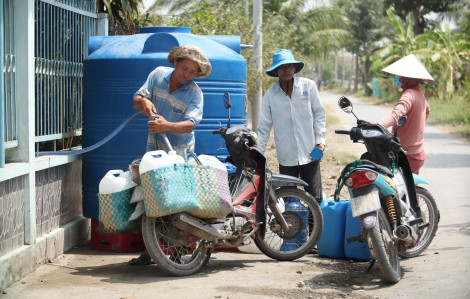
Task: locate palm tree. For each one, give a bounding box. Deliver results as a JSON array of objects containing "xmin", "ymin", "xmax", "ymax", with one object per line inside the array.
[
  {"xmin": 372, "ymin": 9, "xmax": 417, "ymax": 72},
  {"xmin": 415, "ymin": 23, "xmax": 470, "ymax": 97},
  {"xmin": 96, "ymin": 0, "xmax": 142, "ymax": 22}
]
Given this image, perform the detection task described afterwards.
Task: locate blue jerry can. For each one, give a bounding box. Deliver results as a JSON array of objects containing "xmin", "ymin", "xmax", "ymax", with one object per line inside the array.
[
  {"xmin": 344, "ymin": 203, "xmax": 373, "ymax": 261},
  {"xmin": 280, "ymin": 197, "xmax": 310, "ymax": 251},
  {"xmin": 317, "ymin": 199, "xmax": 349, "ymax": 258}
]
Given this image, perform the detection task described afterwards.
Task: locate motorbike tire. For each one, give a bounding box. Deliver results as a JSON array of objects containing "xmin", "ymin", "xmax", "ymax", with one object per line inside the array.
[
  {"xmin": 254, "ymin": 187, "xmax": 323, "ymax": 261},
  {"xmin": 142, "ymin": 215, "xmax": 207, "ymax": 276},
  {"xmin": 368, "ymin": 208, "xmax": 402, "ymax": 283},
  {"xmin": 399, "ymin": 187, "xmax": 440, "ymax": 259}
]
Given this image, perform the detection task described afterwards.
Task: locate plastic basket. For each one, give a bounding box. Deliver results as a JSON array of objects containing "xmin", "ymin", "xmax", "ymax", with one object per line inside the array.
[
  {"xmin": 98, "ymin": 187, "xmax": 141, "ymax": 234},
  {"xmin": 141, "ymin": 164, "xmax": 232, "ymax": 218}
]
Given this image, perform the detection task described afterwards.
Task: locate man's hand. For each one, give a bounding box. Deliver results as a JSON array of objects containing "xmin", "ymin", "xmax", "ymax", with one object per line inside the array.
[
  {"xmin": 148, "ymin": 114, "xmax": 169, "ymax": 133},
  {"xmin": 133, "ymin": 96, "xmax": 156, "ymax": 117}
]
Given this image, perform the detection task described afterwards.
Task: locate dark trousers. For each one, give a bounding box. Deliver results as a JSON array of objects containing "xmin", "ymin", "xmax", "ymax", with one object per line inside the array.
[{"xmin": 279, "ymin": 161, "xmax": 323, "ymax": 204}]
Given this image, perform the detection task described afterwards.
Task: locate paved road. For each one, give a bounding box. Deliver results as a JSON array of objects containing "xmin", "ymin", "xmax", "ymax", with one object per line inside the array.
[{"xmin": 320, "ymin": 91, "xmax": 470, "ymax": 299}]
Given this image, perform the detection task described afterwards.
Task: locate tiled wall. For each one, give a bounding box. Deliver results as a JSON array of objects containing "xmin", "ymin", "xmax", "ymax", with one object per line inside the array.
[
  {"xmin": 0, "ymin": 160, "xmax": 82, "ymax": 257},
  {"xmin": 0, "ymin": 176, "xmax": 25, "ymax": 257},
  {"xmin": 36, "ymin": 160, "xmax": 82, "ymax": 238}
]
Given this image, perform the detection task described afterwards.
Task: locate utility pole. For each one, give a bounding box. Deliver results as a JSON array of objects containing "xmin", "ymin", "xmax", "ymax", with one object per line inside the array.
[
  {"xmin": 342, "ymin": 49, "xmax": 345, "ymax": 88},
  {"xmin": 334, "ymin": 54, "xmax": 337, "ymax": 82},
  {"xmin": 252, "ymin": 0, "xmax": 262, "ymax": 133}
]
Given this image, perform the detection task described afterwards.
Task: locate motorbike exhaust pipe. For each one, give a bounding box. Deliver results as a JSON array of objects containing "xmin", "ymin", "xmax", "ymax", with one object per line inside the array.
[
  {"xmin": 395, "ymin": 224, "xmax": 418, "ymax": 243},
  {"xmin": 172, "ymin": 213, "xmax": 234, "ymax": 242}
]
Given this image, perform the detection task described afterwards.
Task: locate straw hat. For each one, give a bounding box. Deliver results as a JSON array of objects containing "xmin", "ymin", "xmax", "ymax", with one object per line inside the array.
[
  {"xmin": 266, "ymin": 49, "xmax": 304, "ymax": 77},
  {"xmin": 167, "ymin": 45, "xmax": 212, "ymax": 78},
  {"xmin": 382, "ymin": 54, "xmax": 434, "ymax": 82}
]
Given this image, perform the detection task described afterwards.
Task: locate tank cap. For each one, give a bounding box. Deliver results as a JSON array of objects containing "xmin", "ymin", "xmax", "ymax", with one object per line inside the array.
[{"xmin": 328, "ymin": 201, "xmax": 335, "ymax": 206}]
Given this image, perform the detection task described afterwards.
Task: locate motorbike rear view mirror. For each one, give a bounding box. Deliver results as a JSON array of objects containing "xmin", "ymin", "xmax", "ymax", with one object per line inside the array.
[
  {"xmin": 394, "ymin": 115, "xmax": 407, "ymax": 137},
  {"xmin": 338, "ymin": 96, "xmax": 359, "ymax": 120},
  {"xmin": 397, "ymin": 115, "xmax": 407, "ymax": 127},
  {"xmin": 223, "ymin": 92, "xmax": 232, "ymax": 109},
  {"xmin": 223, "ymin": 92, "xmax": 231, "ymax": 128}
]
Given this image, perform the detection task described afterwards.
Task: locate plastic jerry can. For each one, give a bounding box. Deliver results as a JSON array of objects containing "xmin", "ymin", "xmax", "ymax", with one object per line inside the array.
[
  {"xmin": 280, "ymin": 197, "xmax": 310, "ymax": 251},
  {"xmin": 139, "ymin": 150, "xmax": 185, "ymax": 175},
  {"xmin": 317, "ymin": 198, "xmax": 349, "ymax": 258},
  {"xmin": 99, "ymin": 170, "xmax": 137, "ymax": 194},
  {"xmin": 344, "ymin": 203, "xmax": 373, "ymax": 261}
]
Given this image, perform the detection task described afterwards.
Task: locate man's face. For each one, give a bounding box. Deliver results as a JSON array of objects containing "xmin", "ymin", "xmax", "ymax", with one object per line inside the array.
[
  {"xmin": 275, "ymin": 63, "xmax": 295, "ymax": 82},
  {"xmin": 173, "ymin": 58, "xmax": 200, "ymax": 85}
]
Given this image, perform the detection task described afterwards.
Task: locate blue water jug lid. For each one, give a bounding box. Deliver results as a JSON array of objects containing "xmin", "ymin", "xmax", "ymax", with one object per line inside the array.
[
  {"xmin": 223, "ymin": 162, "xmax": 237, "ymax": 174},
  {"xmin": 311, "ymin": 147, "xmax": 323, "ymax": 161}
]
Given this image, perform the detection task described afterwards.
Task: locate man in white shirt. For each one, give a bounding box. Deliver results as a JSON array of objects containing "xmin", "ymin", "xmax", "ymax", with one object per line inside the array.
[{"xmin": 257, "ymin": 49, "xmax": 326, "ymax": 203}]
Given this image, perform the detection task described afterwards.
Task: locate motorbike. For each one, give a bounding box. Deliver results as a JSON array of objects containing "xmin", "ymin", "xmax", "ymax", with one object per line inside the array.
[
  {"xmin": 334, "ymin": 96, "xmax": 439, "ymax": 283},
  {"xmin": 128, "ymin": 92, "xmax": 323, "ymax": 276}
]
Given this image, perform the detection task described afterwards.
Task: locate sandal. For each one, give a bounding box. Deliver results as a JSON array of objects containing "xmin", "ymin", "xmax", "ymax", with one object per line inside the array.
[{"xmin": 128, "ymin": 254, "xmax": 155, "ymax": 266}]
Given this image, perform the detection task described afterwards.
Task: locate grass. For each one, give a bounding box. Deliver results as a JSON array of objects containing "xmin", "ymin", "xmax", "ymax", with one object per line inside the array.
[
  {"xmin": 323, "ymin": 151, "xmax": 358, "ymax": 165},
  {"xmin": 426, "ymin": 96, "xmax": 470, "ymax": 139}
]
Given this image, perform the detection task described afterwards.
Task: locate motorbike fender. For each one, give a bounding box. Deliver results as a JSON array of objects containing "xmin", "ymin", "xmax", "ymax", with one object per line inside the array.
[
  {"xmin": 412, "ymin": 174, "xmax": 429, "ymax": 185},
  {"xmin": 271, "ymin": 173, "xmax": 308, "ymax": 189},
  {"xmin": 360, "ymin": 211, "xmax": 378, "ymax": 230}
]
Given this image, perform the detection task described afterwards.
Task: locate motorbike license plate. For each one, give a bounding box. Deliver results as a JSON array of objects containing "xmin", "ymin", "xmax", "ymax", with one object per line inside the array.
[{"xmin": 350, "ymin": 190, "xmax": 381, "ymax": 217}]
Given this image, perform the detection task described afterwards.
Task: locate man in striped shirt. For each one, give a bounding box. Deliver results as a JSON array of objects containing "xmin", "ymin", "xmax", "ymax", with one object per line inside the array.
[
  {"xmin": 133, "ymin": 45, "xmax": 212, "ymax": 155},
  {"xmin": 130, "ymin": 45, "xmax": 211, "ymax": 266}
]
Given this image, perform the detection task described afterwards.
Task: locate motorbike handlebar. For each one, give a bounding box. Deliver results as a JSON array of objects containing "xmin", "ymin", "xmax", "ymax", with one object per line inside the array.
[
  {"xmin": 233, "ymin": 136, "xmax": 242, "ymax": 145},
  {"xmin": 212, "ymin": 129, "xmax": 220, "ymax": 135},
  {"xmin": 389, "ymin": 139, "xmax": 401, "ymax": 149},
  {"xmin": 335, "ymin": 130, "xmax": 351, "ymax": 135}
]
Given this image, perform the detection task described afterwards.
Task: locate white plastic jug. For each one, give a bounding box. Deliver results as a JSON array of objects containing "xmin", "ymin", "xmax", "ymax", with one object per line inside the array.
[
  {"xmin": 188, "ymin": 154, "xmax": 227, "ymax": 172},
  {"xmin": 139, "ymin": 150, "xmax": 185, "ymax": 174},
  {"xmin": 99, "ymin": 169, "xmax": 137, "ymax": 194}
]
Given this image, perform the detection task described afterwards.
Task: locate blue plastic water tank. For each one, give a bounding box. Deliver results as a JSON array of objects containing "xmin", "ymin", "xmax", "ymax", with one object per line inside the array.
[
  {"xmin": 82, "ymin": 27, "xmax": 247, "ymax": 219},
  {"xmin": 344, "ymin": 203, "xmax": 373, "ymax": 261},
  {"xmin": 280, "ymin": 197, "xmax": 309, "ymax": 251},
  {"xmin": 317, "ymin": 198, "xmax": 349, "ymax": 258}
]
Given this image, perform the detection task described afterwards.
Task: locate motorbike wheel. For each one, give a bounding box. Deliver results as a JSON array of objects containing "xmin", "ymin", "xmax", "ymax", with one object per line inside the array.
[
  {"xmin": 399, "ymin": 187, "xmax": 440, "ymax": 259},
  {"xmin": 142, "ymin": 215, "xmax": 207, "ymax": 276},
  {"xmin": 254, "ymin": 187, "xmax": 323, "ymax": 261},
  {"xmin": 368, "ymin": 208, "xmax": 402, "ymax": 283}
]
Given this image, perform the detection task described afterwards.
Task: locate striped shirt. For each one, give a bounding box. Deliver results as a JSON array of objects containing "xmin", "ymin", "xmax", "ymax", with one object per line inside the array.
[{"xmin": 134, "ymin": 66, "xmax": 203, "ymax": 154}]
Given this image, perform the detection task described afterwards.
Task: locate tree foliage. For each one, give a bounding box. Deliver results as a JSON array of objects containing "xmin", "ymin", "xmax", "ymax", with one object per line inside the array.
[{"xmin": 384, "ymin": 0, "xmax": 457, "ymax": 35}]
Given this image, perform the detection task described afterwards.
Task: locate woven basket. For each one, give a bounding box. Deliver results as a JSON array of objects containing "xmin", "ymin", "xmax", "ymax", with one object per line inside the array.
[
  {"xmin": 141, "ymin": 164, "xmax": 232, "ymax": 218},
  {"xmin": 98, "ymin": 188, "xmax": 141, "ymax": 234}
]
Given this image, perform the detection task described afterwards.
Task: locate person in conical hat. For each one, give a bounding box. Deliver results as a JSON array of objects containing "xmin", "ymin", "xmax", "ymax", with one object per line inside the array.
[
  {"xmin": 377, "ymin": 54, "xmax": 433, "ymax": 174},
  {"xmin": 257, "ymin": 49, "xmax": 326, "ymax": 204}
]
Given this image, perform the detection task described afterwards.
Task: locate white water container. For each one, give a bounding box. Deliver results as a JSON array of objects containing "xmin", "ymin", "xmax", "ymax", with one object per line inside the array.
[
  {"xmin": 139, "ymin": 150, "xmax": 185, "ymax": 175},
  {"xmin": 193, "ymin": 154, "xmax": 227, "ymax": 172},
  {"xmin": 99, "ymin": 170, "xmax": 137, "ymax": 194}
]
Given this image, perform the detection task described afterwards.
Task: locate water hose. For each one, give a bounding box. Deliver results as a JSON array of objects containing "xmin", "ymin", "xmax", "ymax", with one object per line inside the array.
[{"xmin": 37, "ymin": 111, "xmax": 142, "ymax": 157}]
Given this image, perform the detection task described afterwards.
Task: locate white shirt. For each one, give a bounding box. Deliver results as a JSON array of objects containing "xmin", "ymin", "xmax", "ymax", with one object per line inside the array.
[{"xmin": 256, "ymin": 76, "xmax": 326, "ymax": 166}]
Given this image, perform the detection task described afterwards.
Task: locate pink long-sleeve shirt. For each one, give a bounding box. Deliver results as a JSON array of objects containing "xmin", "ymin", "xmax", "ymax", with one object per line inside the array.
[{"xmin": 378, "ymin": 86, "xmax": 430, "ymax": 155}]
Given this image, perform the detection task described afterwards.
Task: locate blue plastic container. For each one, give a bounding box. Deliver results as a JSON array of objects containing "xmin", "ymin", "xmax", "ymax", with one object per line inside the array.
[
  {"xmin": 317, "ymin": 198, "xmax": 350, "ymax": 258},
  {"xmin": 344, "ymin": 203, "xmax": 373, "ymax": 261},
  {"xmin": 280, "ymin": 197, "xmax": 310, "ymax": 251},
  {"xmin": 82, "ymin": 27, "xmax": 247, "ymax": 219}
]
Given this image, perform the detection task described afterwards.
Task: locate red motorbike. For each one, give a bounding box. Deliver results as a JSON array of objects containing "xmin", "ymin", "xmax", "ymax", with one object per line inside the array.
[{"xmin": 140, "ymin": 92, "xmax": 323, "ymax": 276}]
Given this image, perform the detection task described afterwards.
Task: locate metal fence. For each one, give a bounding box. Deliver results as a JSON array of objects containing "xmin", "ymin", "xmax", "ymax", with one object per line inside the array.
[
  {"xmin": 34, "ymin": 0, "xmax": 97, "ymax": 151},
  {"xmin": 3, "ymin": 0, "xmax": 16, "ymax": 149}
]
